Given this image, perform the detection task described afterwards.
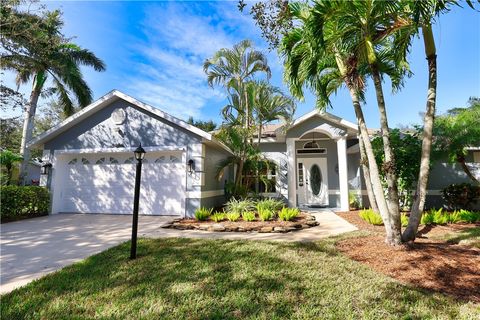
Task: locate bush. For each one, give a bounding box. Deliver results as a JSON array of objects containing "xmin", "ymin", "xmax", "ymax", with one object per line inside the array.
[
  {"xmin": 242, "ymin": 211, "xmax": 256, "ymax": 222},
  {"xmin": 258, "ymin": 208, "xmax": 274, "ymax": 221},
  {"xmin": 256, "ymin": 198, "xmax": 284, "ymax": 212},
  {"xmin": 401, "ymin": 214, "xmax": 409, "ymax": 227},
  {"xmin": 0, "ymin": 186, "xmax": 50, "ymax": 222},
  {"xmin": 359, "ymin": 209, "xmax": 383, "ymax": 225},
  {"xmin": 420, "ymin": 210, "xmax": 435, "ymax": 225},
  {"xmin": 278, "ymin": 207, "xmax": 299, "ymax": 221},
  {"xmin": 349, "ymin": 191, "xmax": 360, "ymax": 210},
  {"xmin": 442, "ymin": 183, "xmax": 480, "ymax": 210},
  {"xmin": 194, "ymin": 207, "xmax": 212, "ymax": 221},
  {"xmin": 226, "ymin": 212, "xmax": 240, "ymax": 222},
  {"xmin": 458, "ymin": 209, "xmax": 480, "ymax": 223},
  {"xmin": 211, "ymin": 212, "xmax": 225, "ymax": 222},
  {"xmin": 225, "ymin": 198, "xmax": 255, "ymax": 214}
]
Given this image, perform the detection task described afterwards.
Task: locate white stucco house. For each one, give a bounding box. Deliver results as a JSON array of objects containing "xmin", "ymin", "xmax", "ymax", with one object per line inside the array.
[{"xmin": 28, "ymin": 90, "xmax": 479, "ymax": 217}]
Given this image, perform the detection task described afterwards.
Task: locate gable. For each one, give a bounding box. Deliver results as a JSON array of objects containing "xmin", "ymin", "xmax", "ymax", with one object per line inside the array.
[
  {"xmin": 43, "ymin": 97, "xmax": 202, "ymax": 150},
  {"xmin": 286, "ymin": 114, "xmax": 351, "ymax": 139}
]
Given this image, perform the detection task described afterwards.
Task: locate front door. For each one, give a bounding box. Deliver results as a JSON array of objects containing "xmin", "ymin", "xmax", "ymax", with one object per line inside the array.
[{"xmin": 302, "ymin": 158, "xmax": 328, "ymax": 206}]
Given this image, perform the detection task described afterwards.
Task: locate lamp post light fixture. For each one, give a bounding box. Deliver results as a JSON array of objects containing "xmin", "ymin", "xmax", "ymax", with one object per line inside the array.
[
  {"xmin": 130, "ymin": 144, "xmax": 146, "ymax": 260},
  {"xmin": 187, "ymin": 159, "xmax": 195, "ymax": 173},
  {"xmin": 40, "ymin": 162, "xmax": 52, "ymax": 175}
]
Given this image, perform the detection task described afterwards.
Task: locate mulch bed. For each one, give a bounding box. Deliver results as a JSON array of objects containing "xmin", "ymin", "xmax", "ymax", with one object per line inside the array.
[
  {"xmin": 335, "ymin": 210, "xmax": 480, "ymax": 303},
  {"xmin": 163, "ymin": 212, "xmax": 319, "ymax": 233}
]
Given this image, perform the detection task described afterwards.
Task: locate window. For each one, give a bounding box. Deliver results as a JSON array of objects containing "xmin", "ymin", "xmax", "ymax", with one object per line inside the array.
[
  {"xmin": 243, "ymin": 160, "xmax": 277, "ymax": 193},
  {"xmin": 109, "ymin": 157, "xmax": 119, "ymax": 164},
  {"xmin": 124, "ymin": 157, "xmax": 134, "ymax": 164},
  {"xmin": 155, "ymin": 156, "xmax": 166, "ymax": 163},
  {"xmin": 303, "ymin": 141, "xmax": 319, "ymax": 149},
  {"xmin": 95, "ymin": 157, "xmax": 106, "ymax": 164},
  {"xmin": 170, "ymin": 155, "xmax": 179, "ymax": 163},
  {"xmin": 298, "ymin": 163, "xmax": 304, "ymax": 187},
  {"xmin": 68, "ymin": 158, "xmax": 77, "ymax": 165},
  {"xmin": 81, "ymin": 158, "xmax": 90, "ymax": 164}
]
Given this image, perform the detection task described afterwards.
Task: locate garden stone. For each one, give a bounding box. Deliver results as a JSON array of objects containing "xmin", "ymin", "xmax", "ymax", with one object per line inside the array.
[
  {"xmin": 259, "ymin": 226, "xmax": 273, "ymax": 233},
  {"xmin": 301, "ymin": 224, "xmax": 310, "ymax": 229},
  {"xmin": 273, "ymin": 227, "xmax": 287, "ymax": 233},
  {"xmin": 306, "ymin": 220, "xmax": 319, "ymax": 227},
  {"xmin": 209, "ymin": 224, "xmax": 226, "ymax": 232},
  {"xmin": 161, "ymin": 224, "xmax": 172, "ymax": 229}
]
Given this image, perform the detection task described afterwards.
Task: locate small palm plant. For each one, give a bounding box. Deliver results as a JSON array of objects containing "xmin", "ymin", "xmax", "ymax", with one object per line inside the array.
[{"xmin": 0, "ymin": 150, "xmax": 23, "ymax": 185}]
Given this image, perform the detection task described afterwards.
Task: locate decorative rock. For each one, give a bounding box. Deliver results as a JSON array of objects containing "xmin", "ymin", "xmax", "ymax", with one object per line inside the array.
[
  {"xmin": 273, "ymin": 227, "xmax": 288, "ymax": 233},
  {"xmin": 306, "ymin": 215, "xmax": 316, "ymax": 221},
  {"xmin": 237, "ymin": 227, "xmax": 246, "ymax": 232},
  {"xmin": 301, "ymin": 224, "xmax": 311, "ymax": 229},
  {"xmin": 161, "ymin": 224, "xmax": 172, "ymax": 228},
  {"xmin": 306, "ymin": 220, "xmax": 319, "ymax": 227},
  {"xmin": 198, "ymin": 225, "xmax": 209, "ymax": 231},
  {"xmin": 259, "ymin": 226, "xmax": 273, "ymax": 233},
  {"xmin": 225, "ymin": 226, "xmax": 239, "ymax": 232},
  {"xmin": 291, "ymin": 223, "xmax": 302, "ymax": 229},
  {"xmin": 209, "ymin": 224, "xmax": 226, "ymax": 232},
  {"xmin": 286, "ymin": 226, "xmax": 297, "ymax": 232}
]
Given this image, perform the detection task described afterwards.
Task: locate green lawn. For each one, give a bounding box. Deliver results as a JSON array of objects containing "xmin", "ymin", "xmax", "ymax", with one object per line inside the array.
[{"xmin": 2, "ymin": 234, "xmax": 479, "ymax": 319}]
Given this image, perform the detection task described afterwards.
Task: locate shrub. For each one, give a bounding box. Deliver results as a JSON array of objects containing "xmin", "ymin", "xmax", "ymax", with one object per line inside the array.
[
  {"xmin": 348, "ymin": 191, "xmax": 360, "ymax": 210},
  {"xmin": 458, "ymin": 209, "xmax": 480, "ymax": 223},
  {"xmin": 226, "ymin": 212, "xmax": 240, "ymax": 222},
  {"xmin": 0, "ymin": 186, "xmax": 50, "ymax": 222},
  {"xmin": 242, "ymin": 211, "xmax": 256, "ymax": 222},
  {"xmin": 194, "ymin": 207, "xmax": 212, "ymax": 221},
  {"xmin": 359, "ymin": 209, "xmax": 383, "ymax": 226},
  {"xmin": 420, "ymin": 210, "xmax": 435, "ymax": 225},
  {"xmin": 225, "ymin": 198, "xmax": 255, "ymax": 214},
  {"xmin": 401, "ymin": 214, "xmax": 409, "ymax": 227},
  {"xmin": 256, "ymin": 198, "xmax": 285, "ymax": 213},
  {"xmin": 211, "ymin": 212, "xmax": 225, "ymax": 222},
  {"xmin": 442, "ymin": 183, "xmax": 480, "ymax": 210},
  {"xmin": 258, "ymin": 208, "xmax": 273, "ymax": 221},
  {"xmin": 433, "ymin": 208, "xmax": 449, "ymax": 225},
  {"xmin": 278, "ymin": 207, "xmax": 300, "ymax": 221}
]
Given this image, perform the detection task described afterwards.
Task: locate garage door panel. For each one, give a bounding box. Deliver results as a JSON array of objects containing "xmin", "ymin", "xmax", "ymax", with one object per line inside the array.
[{"xmin": 58, "ymin": 152, "xmax": 185, "ymax": 216}]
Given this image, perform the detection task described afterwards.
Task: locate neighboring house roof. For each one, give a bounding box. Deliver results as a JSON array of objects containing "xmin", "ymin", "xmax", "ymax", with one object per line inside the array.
[{"xmin": 28, "ymin": 90, "xmax": 231, "ymax": 153}]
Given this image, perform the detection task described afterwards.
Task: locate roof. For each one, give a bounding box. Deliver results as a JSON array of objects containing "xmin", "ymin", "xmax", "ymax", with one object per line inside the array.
[
  {"xmin": 28, "ymin": 90, "xmax": 232, "ymax": 153},
  {"xmin": 290, "ymin": 109, "xmax": 358, "ymax": 131}
]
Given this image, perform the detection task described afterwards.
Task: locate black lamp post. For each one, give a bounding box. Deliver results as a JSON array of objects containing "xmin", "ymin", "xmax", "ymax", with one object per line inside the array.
[{"xmin": 130, "ymin": 144, "xmax": 146, "ymax": 259}]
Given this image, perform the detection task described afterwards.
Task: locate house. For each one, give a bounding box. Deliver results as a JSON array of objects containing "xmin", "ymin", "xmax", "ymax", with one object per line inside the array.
[{"xmin": 29, "ymin": 90, "xmax": 479, "ymax": 217}]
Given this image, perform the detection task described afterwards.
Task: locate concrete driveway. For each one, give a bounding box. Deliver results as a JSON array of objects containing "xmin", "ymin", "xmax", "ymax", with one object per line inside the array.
[
  {"xmin": 0, "ymin": 213, "xmax": 172, "ymax": 294},
  {"xmin": 1, "ymin": 210, "xmax": 356, "ymax": 294}
]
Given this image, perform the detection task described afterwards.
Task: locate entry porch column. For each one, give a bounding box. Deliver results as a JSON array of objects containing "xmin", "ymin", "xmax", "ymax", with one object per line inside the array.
[{"xmin": 336, "ymin": 136, "xmax": 349, "ymax": 211}]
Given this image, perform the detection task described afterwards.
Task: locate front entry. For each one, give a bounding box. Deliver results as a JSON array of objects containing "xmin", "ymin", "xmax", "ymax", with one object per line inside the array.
[{"xmin": 297, "ymin": 158, "xmax": 329, "ymax": 207}]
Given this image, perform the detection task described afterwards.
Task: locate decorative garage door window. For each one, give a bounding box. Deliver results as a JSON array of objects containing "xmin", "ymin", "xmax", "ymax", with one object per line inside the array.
[
  {"xmin": 109, "ymin": 157, "xmax": 119, "ymax": 164},
  {"xmin": 124, "ymin": 157, "xmax": 134, "ymax": 164},
  {"xmin": 81, "ymin": 158, "xmax": 90, "ymax": 164},
  {"xmin": 68, "ymin": 158, "xmax": 78, "ymax": 165},
  {"xmin": 310, "ymin": 164, "xmax": 322, "ymax": 196},
  {"xmin": 96, "ymin": 157, "xmax": 106, "ymax": 164},
  {"xmin": 155, "ymin": 156, "xmax": 166, "ymax": 163},
  {"xmin": 170, "ymin": 155, "xmax": 179, "ymax": 163}
]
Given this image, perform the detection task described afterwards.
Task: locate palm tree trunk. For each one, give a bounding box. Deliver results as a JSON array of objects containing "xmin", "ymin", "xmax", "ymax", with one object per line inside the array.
[
  {"xmin": 255, "ymin": 122, "xmax": 263, "ymax": 194},
  {"xmin": 19, "ymin": 75, "xmax": 42, "ymax": 185},
  {"xmin": 457, "ymin": 154, "xmax": 479, "ymax": 183},
  {"xmin": 403, "ymin": 24, "xmax": 437, "ymax": 242},
  {"xmin": 371, "ymin": 66, "xmax": 402, "ymax": 241},
  {"xmin": 348, "ymin": 87, "xmax": 400, "ymax": 245},
  {"xmin": 359, "ymin": 134, "xmax": 379, "ymax": 213},
  {"xmin": 235, "ymin": 159, "xmax": 244, "ymax": 189}
]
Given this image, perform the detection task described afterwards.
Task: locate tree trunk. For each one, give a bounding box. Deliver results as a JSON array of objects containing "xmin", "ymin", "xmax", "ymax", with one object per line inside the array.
[
  {"xmin": 348, "ymin": 87, "xmax": 401, "ymax": 245},
  {"xmin": 255, "ymin": 122, "xmax": 263, "ymax": 194},
  {"xmin": 371, "ymin": 66, "xmax": 402, "ymax": 242},
  {"xmin": 359, "ymin": 134, "xmax": 379, "ymax": 213},
  {"xmin": 235, "ymin": 159, "xmax": 244, "ymax": 190},
  {"xmin": 457, "ymin": 154, "xmax": 479, "ymax": 183},
  {"xmin": 19, "ymin": 78, "xmax": 42, "ymax": 185},
  {"xmin": 403, "ymin": 24, "xmax": 437, "ymax": 242}
]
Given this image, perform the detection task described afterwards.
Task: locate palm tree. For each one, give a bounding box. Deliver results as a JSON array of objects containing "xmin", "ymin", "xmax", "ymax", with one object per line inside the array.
[
  {"xmin": 1, "ymin": 11, "xmax": 106, "ymax": 185},
  {"xmin": 281, "ymin": 1, "xmax": 402, "ymax": 244},
  {"xmin": 0, "ymin": 149, "xmax": 23, "ymax": 185},
  {"xmin": 204, "ymin": 40, "xmax": 271, "ymax": 188}
]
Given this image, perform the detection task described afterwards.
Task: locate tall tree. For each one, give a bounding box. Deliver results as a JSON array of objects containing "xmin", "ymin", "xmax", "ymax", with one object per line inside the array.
[
  {"xmin": 204, "ymin": 40, "xmax": 271, "ymax": 188},
  {"xmin": 0, "ymin": 149, "xmax": 23, "ymax": 185},
  {"xmin": 1, "ymin": 3, "xmax": 106, "ymax": 184},
  {"xmin": 186, "ymin": 116, "xmax": 217, "ymax": 132}
]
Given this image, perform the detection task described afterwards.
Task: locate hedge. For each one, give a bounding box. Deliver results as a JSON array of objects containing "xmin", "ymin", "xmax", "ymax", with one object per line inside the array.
[{"xmin": 1, "ymin": 186, "xmax": 50, "ymax": 222}]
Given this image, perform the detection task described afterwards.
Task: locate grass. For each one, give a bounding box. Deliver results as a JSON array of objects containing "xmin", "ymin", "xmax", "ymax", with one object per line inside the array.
[
  {"xmin": 436, "ymin": 227, "xmax": 480, "ymax": 248},
  {"xmin": 2, "ymin": 236, "xmax": 479, "ymax": 319}
]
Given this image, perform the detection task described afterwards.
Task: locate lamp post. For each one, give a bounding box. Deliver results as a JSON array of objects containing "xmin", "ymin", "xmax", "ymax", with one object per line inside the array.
[{"xmin": 130, "ymin": 144, "xmax": 146, "ymax": 259}]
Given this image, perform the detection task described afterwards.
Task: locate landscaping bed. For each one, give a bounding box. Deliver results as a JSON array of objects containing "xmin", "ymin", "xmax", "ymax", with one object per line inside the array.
[
  {"xmin": 163, "ymin": 211, "xmax": 319, "ymax": 233},
  {"xmin": 336, "ymin": 210, "xmax": 480, "ymax": 302}
]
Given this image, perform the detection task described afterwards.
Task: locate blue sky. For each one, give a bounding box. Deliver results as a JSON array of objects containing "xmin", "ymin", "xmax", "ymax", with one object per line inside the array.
[{"xmin": 3, "ymin": 1, "xmax": 479, "ymax": 129}]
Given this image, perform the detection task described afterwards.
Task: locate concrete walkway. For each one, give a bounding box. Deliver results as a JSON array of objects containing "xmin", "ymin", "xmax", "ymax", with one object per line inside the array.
[{"xmin": 1, "ymin": 210, "xmax": 356, "ymax": 294}]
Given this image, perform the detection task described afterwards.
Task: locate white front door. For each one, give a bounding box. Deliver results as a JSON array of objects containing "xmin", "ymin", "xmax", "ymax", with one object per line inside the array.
[{"xmin": 301, "ymin": 158, "xmax": 328, "ymax": 206}]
